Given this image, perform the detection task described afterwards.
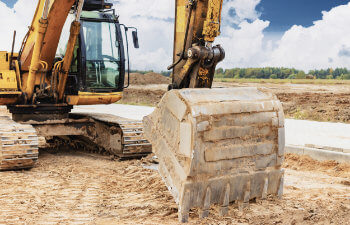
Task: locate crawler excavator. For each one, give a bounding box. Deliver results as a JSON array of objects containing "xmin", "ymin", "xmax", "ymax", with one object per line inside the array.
[
  {"xmin": 0, "ymin": 0, "xmax": 152, "ymax": 170},
  {"xmin": 0, "ymin": 0, "xmax": 285, "ymax": 222}
]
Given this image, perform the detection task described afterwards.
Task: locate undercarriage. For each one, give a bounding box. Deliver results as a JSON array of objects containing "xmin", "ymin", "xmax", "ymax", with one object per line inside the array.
[{"xmin": 0, "ymin": 106, "xmax": 152, "ymax": 170}]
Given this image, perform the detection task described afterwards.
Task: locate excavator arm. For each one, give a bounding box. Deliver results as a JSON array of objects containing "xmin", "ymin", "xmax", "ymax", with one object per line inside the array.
[
  {"xmin": 21, "ymin": 0, "xmax": 83, "ymax": 102},
  {"xmin": 169, "ymin": 0, "xmax": 225, "ymax": 89},
  {"xmin": 19, "ymin": 0, "xmax": 77, "ymax": 71}
]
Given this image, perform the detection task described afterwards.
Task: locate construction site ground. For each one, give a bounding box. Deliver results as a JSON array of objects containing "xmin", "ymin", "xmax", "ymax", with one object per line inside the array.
[
  {"xmin": 0, "ymin": 149, "xmax": 349, "ymax": 225},
  {"xmin": 121, "ymin": 73, "xmax": 350, "ymax": 123},
  {"xmin": 0, "ymin": 74, "xmax": 350, "ymax": 224}
]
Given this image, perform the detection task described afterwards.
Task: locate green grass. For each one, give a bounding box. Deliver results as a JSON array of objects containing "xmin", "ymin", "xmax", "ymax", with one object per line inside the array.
[{"xmin": 214, "ymin": 78, "xmax": 350, "ymax": 85}]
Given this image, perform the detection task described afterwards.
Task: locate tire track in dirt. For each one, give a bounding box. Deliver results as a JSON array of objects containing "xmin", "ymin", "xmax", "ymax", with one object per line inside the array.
[{"xmin": 0, "ymin": 150, "xmax": 349, "ymax": 225}]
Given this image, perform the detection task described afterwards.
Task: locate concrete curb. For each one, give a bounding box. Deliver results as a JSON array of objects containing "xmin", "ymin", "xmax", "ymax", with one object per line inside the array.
[{"xmin": 285, "ymin": 145, "xmax": 350, "ymax": 164}]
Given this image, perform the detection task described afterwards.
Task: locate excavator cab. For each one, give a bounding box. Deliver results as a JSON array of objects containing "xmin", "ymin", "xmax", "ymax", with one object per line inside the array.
[{"xmin": 57, "ymin": 2, "xmax": 137, "ymax": 97}]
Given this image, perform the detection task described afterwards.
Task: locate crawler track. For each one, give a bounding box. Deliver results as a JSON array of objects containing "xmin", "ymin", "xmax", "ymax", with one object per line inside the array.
[
  {"xmin": 0, "ymin": 116, "xmax": 39, "ymax": 170},
  {"xmin": 81, "ymin": 113, "xmax": 152, "ymax": 158}
]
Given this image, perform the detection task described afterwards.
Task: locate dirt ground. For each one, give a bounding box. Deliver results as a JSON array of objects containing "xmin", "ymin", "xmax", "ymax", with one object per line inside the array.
[
  {"xmin": 1, "ymin": 75, "xmax": 350, "ymax": 224},
  {"xmin": 227, "ymin": 82, "xmax": 350, "ymax": 123},
  {"xmin": 120, "ymin": 73, "xmax": 350, "ymax": 123},
  {"xmin": 0, "ymin": 150, "xmax": 349, "ymax": 225},
  {"xmin": 127, "ymin": 73, "xmax": 171, "ymax": 86}
]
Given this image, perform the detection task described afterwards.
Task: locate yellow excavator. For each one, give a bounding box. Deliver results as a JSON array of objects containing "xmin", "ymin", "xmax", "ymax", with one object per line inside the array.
[
  {"xmin": 0, "ymin": 0, "xmax": 152, "ymax": 169},
  {"xmin": 0, "ymin": 0, "xmax": 285, "ymax": 222}
]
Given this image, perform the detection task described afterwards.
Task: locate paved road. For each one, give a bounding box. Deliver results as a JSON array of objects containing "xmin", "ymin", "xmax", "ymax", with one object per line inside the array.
[
  {"xmin": 72, "ymin": 104, "xmax": 154, "ymax": 121},
  {"xmin": 285, "ymin": 119, "xmax": 350, "ymax": 150},
  {"xmin": 73, "ymin": 104, "xmax": 350, "ymax": 150}
]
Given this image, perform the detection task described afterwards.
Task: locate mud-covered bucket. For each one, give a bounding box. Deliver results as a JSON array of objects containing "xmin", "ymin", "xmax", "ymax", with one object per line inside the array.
[{"xmin": 143, "ymin": 87, "xmax": 285, "ymax": 222}]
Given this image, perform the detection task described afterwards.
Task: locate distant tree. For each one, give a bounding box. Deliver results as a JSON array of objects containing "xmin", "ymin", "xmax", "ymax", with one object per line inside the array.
[
  {"xmin": 270, "ymin": 74, "xmax": 278, "ymax": 79},
  {"xmin": 216, "ymin": 68, "xmax": 224, "ymax": 74},
  {"xmin": 161, "ymin": 71, "xmax": 171, "ymax": 77},
  {"xmin": 296, "ymin": 71, "xmax": 306, "ymax": 79},
  {"xmin": 213, "ymin": 67, "xmax": 350, "ymax": 80},
  {"xmin": 288, "ymin": 74, "xmax": 296, "ymax": 79},
  {"xmin": 339, "ymin": 74, "xmax": 350, "ymax": 80}
]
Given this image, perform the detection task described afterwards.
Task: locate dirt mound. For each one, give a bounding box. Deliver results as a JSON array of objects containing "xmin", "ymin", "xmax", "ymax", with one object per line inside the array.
[
  {"xmin": 284, "ymin": 153, "xmax": 350, "ymax": 178},
  {"xmin": 127, "ymin": 72, "xmax": 170, "ymax": 85},
  {"xmin": 277, "ymin": 92, "xmax": 350, "ymax": 122},
  {"xmin": 119, "ymin": 89, "xmax": 166, "ymax": 106}
]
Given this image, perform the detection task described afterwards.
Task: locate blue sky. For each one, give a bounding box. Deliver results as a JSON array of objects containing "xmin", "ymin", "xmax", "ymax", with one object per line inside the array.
[
  {"xmin": 258, "ymin": 0, "xmax": 350, "ymax": 32},
  {"xmin": 1, "ymin": 0, "xmax": 16, "ymax": 8}
]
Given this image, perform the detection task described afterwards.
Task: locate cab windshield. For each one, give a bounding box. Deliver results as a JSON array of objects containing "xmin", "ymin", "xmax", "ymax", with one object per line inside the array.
[{"xmin": 82, "ymin": 20, "xmax": 120, "ymax": 89}]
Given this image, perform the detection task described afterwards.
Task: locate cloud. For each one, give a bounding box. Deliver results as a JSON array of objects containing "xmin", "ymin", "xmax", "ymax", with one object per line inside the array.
[
  {"xmin": 265, "ymin": 3, "xmax": 350, "ymax": 71},
  {"xmin": 1, "ymin": 0, "xmax": 350, "ymax": 72},
  {"xmin": 216, "ymin": 19, "xmax": 270, "ymax": 68},
  {"xmin": 0, "ymin": 0, "xmax": 36, "ymax": 51},
  {"xmin": 115, "ymin": 0, "xmax": 266, "ymax": 71},
  {"xmin": 221, "ymin": 0, "xmax": 262, "ymax": 26},
  {"xmin": 339, "ymin": 45, "xmax": 350, "ymax": 58},
  {"xmin": 216, "ymin": 0, "xmax": 270, "ymax": 68},
  {"xmin": 114, "ymin": 0, "xmax": 175, "ymax": 71},
  {"xmin": 217, "ymin": 1, "xmax": 350, "ymax": 72}
]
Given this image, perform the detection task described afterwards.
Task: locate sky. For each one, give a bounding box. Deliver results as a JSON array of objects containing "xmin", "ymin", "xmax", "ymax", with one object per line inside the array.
[
  {"xmin": 1, "ymin": 0, "xmax": 350, "ymax": 72},
  {"xmin": 259, "ymin": 0, "xmax": 350, "ymax": 32}
]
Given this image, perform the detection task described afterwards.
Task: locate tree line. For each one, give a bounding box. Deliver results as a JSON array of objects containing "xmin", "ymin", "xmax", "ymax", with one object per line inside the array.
[
  {"xmin": 215, "ymin": 67, "xmax": 350, "ymax": 80},
  {"xmin": 131, "ymin": 70, "xmax": 171, "ymax": 77}
]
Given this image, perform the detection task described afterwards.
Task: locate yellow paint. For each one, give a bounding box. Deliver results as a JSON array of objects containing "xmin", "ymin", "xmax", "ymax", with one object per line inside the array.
[
  {"xmin": 176, "ymin": 5, "xmax": 186, "ymax": 33},
  {"xmin": 172, "ymin": 0, "xmax": 224, "ymax": 83},
  {"xmin": 0, "ymin": 51, "xmax": 9, "ymax": 70},
  {"xmin": 25, "ymin": 18, "xmax": 48, "ymax": 101},
  {"xmin": 198, "ymin": 67, "xmax": 210, "ymax": 85},
  {"xmin": 58, "ymin": 21, "xmax": 81, "ymax": 100},
  {"xmin": 66, "ymin": 92, "xmax": 123, "ymax": 105},
  {"xmin": 20, "ymin": 0, "xmax": 76, "ymax": 70},
  {"xmin": 0, "ymin": 71, "xmax": 18, "ymax": 91},
  {"xmin": 14, "ymin": 60, "xmax": 22, "ymax": 90},
  {"xmin": 203, "ymin": 0, "xmax": 223, "ymax": 42}
]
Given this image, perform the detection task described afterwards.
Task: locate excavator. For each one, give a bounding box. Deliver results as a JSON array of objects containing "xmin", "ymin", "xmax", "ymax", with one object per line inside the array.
[
  {"xmin": 0, "ymin": 0, "xmax": 152, "ymax": 166},
  {"xmin": 0, "ymin": 0, "xmax": 285, "ymax": 222}
]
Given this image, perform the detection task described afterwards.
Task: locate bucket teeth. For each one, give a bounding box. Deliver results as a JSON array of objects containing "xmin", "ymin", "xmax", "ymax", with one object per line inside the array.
[
  {"xmin": 219, "ymin": 184, "xmax": 230, "ymax": 217},
  {"xmin": 143, "ymin": 87, "xmax": 285, "ymax": 222},
  {"xmin": 262, "ymin": 177, "xmax": 269, "ymax": 200},
  {"xmin": 199, "ymin": 187, "xmax": 212, "ymax": 219}
]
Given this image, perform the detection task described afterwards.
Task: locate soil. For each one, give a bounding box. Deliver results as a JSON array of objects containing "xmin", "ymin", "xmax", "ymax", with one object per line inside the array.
[
  {"xmin": 1, "ymin": 76, "xmax": 350, "ymax": 224},
  {"xmin": 0, "ymin": 151, "xmax": 349, "ymax": 225},
  {"xmin": 215, "ymin": 82, "xmax": 350, "ymax": 123},
  {"xmin": 122, "ymin": 73, "xmax": 350, "ymax": 123},
  {"xmin": 277, "ymin": 92, "xmax": 350, "ymax": 122},
  {"xmin": 126, "ymin": 73, "xmax": 171, "ymax": 86},
  {"xmin": 118, "ymin": 88, "xmax": 166, "ymax": 106}
]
